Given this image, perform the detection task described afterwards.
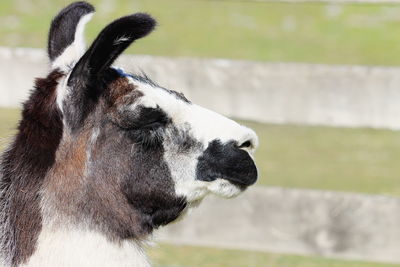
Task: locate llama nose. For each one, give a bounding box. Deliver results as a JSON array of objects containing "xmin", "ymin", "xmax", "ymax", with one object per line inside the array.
[
  {"xmin": 196, "ymin": 139, "xmax": 258, "ymax": 187},
  {"xmin": 237, "ymin": 139, "xmax": 254, "ymax": 149},
  {"xmin": 235, "ymin": 128, "xmax": 259, "ymax": 153}
]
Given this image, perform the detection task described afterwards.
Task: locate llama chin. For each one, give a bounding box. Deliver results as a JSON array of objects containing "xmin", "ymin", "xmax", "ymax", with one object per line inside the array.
[{"xmin": 0, "ymin": 2, "xmax": 258, "ymax": 266}]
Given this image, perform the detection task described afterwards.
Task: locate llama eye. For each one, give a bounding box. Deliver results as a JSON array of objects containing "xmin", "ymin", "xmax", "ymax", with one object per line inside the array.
[
  {"xmin": 134, "ymin": 107, "xmax": 170, "ymax": 129},
  {"xmin": 127, "ymin": 126, "xmax": 164, "ymax": 149},
  {"xmin": 125, "ymin": 108, "xmax": 168, "ymax": 148},
  {"xmin": 142, "ymin": 121, "xmax": 165, "ymax": 129}
]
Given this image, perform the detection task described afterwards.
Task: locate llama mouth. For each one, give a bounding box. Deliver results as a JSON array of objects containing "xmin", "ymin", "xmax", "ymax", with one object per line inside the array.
[{"xmin": 223, "ymin": 175, "xmax": 257, "ymax": 189}]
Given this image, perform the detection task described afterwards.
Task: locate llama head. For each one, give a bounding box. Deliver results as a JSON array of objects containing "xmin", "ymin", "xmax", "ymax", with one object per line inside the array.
[{"xmin": 44, "ymin": 2, "xmax": 258, "ymax": 235}]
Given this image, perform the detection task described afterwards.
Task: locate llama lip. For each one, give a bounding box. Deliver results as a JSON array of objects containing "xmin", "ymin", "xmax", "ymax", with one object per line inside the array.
[
  {"xmin": 196, "ymin": 140, "xmax": 258, "ymax": 187},
  {"xmin": 221, "ymin": 172, "xmax": 258, "ymax": 188}
]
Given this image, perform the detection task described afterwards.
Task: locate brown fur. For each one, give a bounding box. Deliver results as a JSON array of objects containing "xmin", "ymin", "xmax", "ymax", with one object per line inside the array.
[
  {"xmin": 108, "ymin": 77, "xmax": 140, "ymax": 106},
  {"xmin": 107, "ymin": 77, "xmax": 144, "ymax": 129},
  {"xmin": 42, "ymin": 115, "xmax": 153, "ymax": 241},
  {"xmin": 0, "ymin": 70, "xmax": 64, "ymax": 266},
  {"xmin": 44, "ymin": 131, "xmax": 89, "ymax": 217}
]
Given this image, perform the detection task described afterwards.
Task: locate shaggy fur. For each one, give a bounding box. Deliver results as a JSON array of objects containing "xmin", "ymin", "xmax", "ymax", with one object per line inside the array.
[
  {"xmin": 0, "ymin": 70, "xmax": 64, "ymax": 266},
  {"xmin": 0, "ymin": 2, "xmax": 258, "ymax": 266}
]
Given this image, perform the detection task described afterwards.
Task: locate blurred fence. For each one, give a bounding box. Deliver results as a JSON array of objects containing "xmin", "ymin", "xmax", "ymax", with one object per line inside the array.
[
  {"xmin": 158, "ymin": 187, "xmax": 400, "ymax": 264},
  {"xmin": 1, "ymin": 47, "xmax": 400, "ymax": 130}
]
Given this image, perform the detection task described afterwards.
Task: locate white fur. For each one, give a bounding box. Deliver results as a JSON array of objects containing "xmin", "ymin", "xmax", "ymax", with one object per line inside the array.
[
  {"xmin": 207, "ymin": 179, "xmax": 242, "ymax": 198},
  {"xmin": 52, "ymin": 13, "xmax": 93, "ymax": 70},
  {"xmin": 21, "ymin": 225, "xmax": 150, "ymax": 267},
  {"xmin": 125, "ymin": 77, "xmax": 258, "ymax": 150},
  {"xmin": 56, "ymin": 75, "xmax": 68, "ymax": 113},
  {"xmin": 54, "ymin": 12, "xmax": 93, "ymax": 112},
  {"xmin": 162, "ymin": 131, "xmax": 241, "ymax": 203},
  {"xmin": 124, "ymin": 77, "xmax": 259, "ymax": 203},
  {"xmin": 113, "ymin": 36, "xmax": 130, "ymax": 45}
]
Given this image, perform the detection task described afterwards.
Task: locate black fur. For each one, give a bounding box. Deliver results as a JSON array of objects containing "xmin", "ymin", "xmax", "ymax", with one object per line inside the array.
[
  {"xmin": 120, "ymin": 144, "xmax": 188, "ymax": 230},
  {"xmin": 70, "ymin": 13, "xmax": 156, "ymax": 77},
  {"xmin": 196, "ymin": 140, "xmax": 258, "ymax": 188},
  {"xmin": 119, "ymin": 106, "xmax": 170, "ymax": 131},
  {"xmin": 125, "ymin": 107, "xmax": 171, "ymax": 150},
  {"xmin": 64, "ymin": 13, "xmax": 156, "ymax": 131},
  {"xmin": 48, "ymin": 1, "xmax": 94, "ymax": 62}
]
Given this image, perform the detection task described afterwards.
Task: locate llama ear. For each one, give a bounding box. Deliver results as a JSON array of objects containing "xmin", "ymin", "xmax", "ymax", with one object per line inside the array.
[
  {"xmin": 68, "ymin": 13, "xmax": 156, "ymax": 82},
  {"xmin": 62, "ymin": 13, "xmax": 156, "ymax": 131},
  {"xmin": 48, "ymin": 1, "xmax": 94, "ymax": 69}
]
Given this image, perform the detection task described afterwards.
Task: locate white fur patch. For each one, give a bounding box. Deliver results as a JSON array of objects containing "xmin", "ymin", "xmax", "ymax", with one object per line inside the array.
[
  {"xmin": 54, "ymin": 12, "xmax": 94, "ymax": 112},
  {"xmin": 52, "ymin": 13, "xmax": 94, "ymax": 70},
  {"xmin": 22, "ymin": 225, "xmax": 150, "ymax": 267},
  {"xmin": 162, "ymin": 136, "xmax": 208, "ymax": 202},
  {"xmin": 123, "ymin": 76, "xmax": 258, "ymax": 203},
  {"xmin": 207, "ymin": 179, "xmax": 242, "ymax": 198},
  {"xmin": 56, "ymin": 75, "xmax": 68, "ymax": 113},
  {"xmin": 114, "ymin": 36, "xmax": 130, "ymax": 45},
  {"xmin": 125, "ymin": 76, "xmax": 259, "ymax": 150}
]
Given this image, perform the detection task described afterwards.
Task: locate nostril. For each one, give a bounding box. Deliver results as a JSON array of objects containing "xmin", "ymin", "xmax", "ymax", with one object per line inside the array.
[{"xmin": 238, "ymin": 140, "xmax": 252, "ymax": 149}]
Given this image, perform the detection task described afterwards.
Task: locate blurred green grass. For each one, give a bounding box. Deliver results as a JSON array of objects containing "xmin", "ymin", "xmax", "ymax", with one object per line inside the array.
[
  {"xmin": 0, "ymin": 107, "xmax": 19, "ymax": 149},
  {"xmin": 3, "ymin": 0, "xmax": 400, "ymax": 65},
  {"xmin": 1, "ymin": 108, "xmax": 399, "ymax": 196},
  {"xmin": 240, "ymin": 119, "xmax": 400, "ymax": 196},
  {"xmin": 147, "ymin": 243, "xmax": 396, "ymax": 267}
]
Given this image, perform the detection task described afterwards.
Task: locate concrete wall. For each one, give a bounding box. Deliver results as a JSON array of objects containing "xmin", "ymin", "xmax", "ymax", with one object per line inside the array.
[
  {"xmin": 1, "ymin": 46, "xmax": 400, "ymax": 130},
  {"xmin": 0, "ymin": 48, "xmax": 48, "ymax": 108},
  {"xmin": 157, "ymin": 187, "xmax": 400, "ymax": 264}
]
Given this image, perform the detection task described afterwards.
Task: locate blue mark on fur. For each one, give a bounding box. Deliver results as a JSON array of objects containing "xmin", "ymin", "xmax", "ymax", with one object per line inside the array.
[{"xmin": 114, "ymin": 67, "xmax": 133, "ymax": 78}]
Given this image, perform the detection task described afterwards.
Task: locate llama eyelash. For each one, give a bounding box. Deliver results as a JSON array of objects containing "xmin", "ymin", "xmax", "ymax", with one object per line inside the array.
[{"xmin": 127, "ymin": 127, "xmax": 165, "ymax": 150}]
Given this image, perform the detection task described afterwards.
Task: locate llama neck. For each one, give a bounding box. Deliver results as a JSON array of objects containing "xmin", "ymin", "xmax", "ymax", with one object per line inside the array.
[
  {"xmin": 0, "ymin": 70, "xmax": 64, "ymax": 266},
  {"xmin": 22, "ymin": 224, "xmax": 151, "ymax": 267}
]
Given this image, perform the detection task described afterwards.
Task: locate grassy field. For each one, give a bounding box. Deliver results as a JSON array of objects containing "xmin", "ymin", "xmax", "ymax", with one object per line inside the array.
[
  {"xmin": 147, "ymin": 243, "xmax": 397, "ymax": 267},
  {"xmin": 3, "ymin": 0, "xmax": 400, "ymax": 65},
  {"xmin": 1, "ymin": 108, "xmax": 399, "ymax": 196}
]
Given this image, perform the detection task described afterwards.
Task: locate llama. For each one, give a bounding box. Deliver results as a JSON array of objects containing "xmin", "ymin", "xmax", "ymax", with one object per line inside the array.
[{"xmin": 0, "ymin": 2, "xmax": 258, "ymax": 266}]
